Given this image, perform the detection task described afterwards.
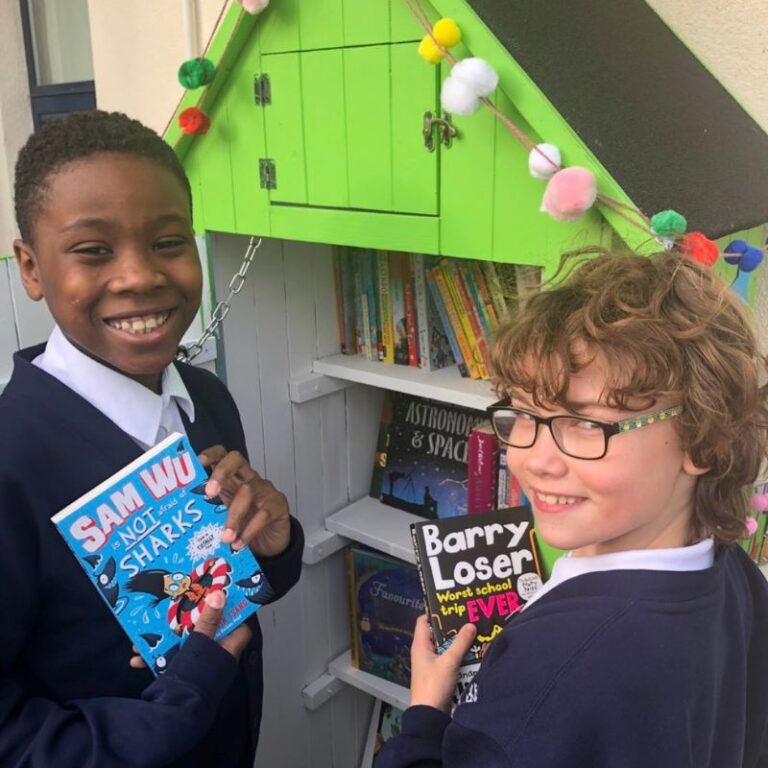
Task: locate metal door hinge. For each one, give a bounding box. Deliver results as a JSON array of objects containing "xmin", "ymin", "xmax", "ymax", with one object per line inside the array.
[
  {"xmin": 259, "ymin": 158, "xmax": 277, "ymax": 189},
  {"xmin": 423, "ymin": 111, "xmax": 458, "ymax": 152},
  {"xmin": 254, "ymin": 74, "xmax": 271, "ymax": 106}
]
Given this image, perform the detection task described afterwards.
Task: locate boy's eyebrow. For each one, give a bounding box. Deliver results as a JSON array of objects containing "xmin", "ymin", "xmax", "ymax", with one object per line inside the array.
[{"xmin": 60, "ymin": 213, "xmax": 190, "ymax": 233}]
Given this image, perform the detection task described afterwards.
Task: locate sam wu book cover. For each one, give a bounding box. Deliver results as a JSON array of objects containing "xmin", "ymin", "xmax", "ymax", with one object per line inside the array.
[
  {"xmin": 52, "ymin": 432, "xmax": 273, "ymax": 676},
  {"xmin": 380, "ymin": 393, "xmax": 486, "ymax": 518}
]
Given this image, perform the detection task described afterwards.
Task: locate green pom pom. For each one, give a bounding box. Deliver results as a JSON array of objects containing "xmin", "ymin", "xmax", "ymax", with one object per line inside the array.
[
  {"xmin": 177, "ymin": 58, "xmax": 216, "ymax": 90},
  {"xmin": 650, "ymin": 209, "xmax": 687, "ymax": 238}
]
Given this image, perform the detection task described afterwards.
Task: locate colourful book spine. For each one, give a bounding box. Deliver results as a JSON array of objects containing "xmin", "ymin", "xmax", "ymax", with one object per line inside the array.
[
  {"xmin": 339, "ymin": 248, "xmax": 358, "ymax": 355},
  {"xmin": 412, "ymin": 254, "xmax": 430, "ymax": 369},
  {"xmin": 481, "ymin": 261, "xmax": 510, "ymax": 324},
  {"xmin": 362, "ymin": 250, "xmax": 379, "ymax": 361},
  {"xmin": 463, "ymin": 262, "xmax": 494, "ymax": 342},
  {"xmin": 377, "ymin": 250, "xmax": 394, "ymax": 364},
  {"xmin": 426, "ymin": 267, "xmax": 467, "ymax": 377},
  {"xmin": 332, "ymin": 249, "xmax": 347, "ymax": 353},
  {"xmin": 470, "ymin": 262, "xmax": 500, "ymax": 333},
  {"xmin": 390, "ymin": 252, "xmax": 410, "ymax": 366},
  {"xmin": 402, "ymin": 254, "xmax": 419, "ymax": 367},
  {"xmin": 467, "ymin": 423, "xmax": 499, "ymax": 514},
  {"xmin": 353, "ymin": 256, "xmax": 368, "ymax": 359},
  {"xmin": 441, "ymin": 260, "xmax": 489, "ymax": 379},
  {"xmin": 432, "ymin": 262, "xmax": 480, "ymax": 379}
]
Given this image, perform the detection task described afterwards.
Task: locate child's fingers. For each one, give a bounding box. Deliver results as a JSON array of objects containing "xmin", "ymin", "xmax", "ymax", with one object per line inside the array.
[
  {"xmin": 192, "ymin": 590, "xmax": 226, "ymax": 639},
  {"xmin": 198, "ymin": 445, "xmax": 227, "ymax": 469},
  {"xmin": 412, "ymin": 614, "xmax": 435, "ymax": 652},
  {"xmin": 219, "ymin": 624, "xmax": 253, "ymax": 661},
  {"xmin": 442, "ymin": 623, "xmax": 477, "ymax": 667},
  {"xmin": 206, "ymin": 451, "xmax": 256, "ymax": 506},
  {"xmin": 129, "ymin": 644, "xmax": 147, "ymax": 669}
]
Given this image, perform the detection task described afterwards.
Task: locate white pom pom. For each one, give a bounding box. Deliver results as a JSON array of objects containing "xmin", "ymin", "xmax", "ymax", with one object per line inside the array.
[
  {"xmin": 528, "ymin": 143, "xmax": 561, "ymax": 180},
  {"xmin": 441, "ymin": 76, "xmax": 481, "ymax": 116},
  {"xmin": 450, "ymin": 58, "xmax": 499, "ymax": 98}
]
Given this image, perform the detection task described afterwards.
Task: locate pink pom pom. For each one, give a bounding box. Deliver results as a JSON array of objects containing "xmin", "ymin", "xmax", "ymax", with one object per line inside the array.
[
  {"xmin": 745, "ymin": 517, "xmax": 760, "ymax": 536},
  {"xmin": 237, "ymin": 0, "xmax": 269, "ymax": 14},
  {"xmin": 540, "ymin": 167, "xmax": 597, "ymax": 222},
  {"xmin": 749, "ymin": 493, "xmax": 768, "ymax": 512}
]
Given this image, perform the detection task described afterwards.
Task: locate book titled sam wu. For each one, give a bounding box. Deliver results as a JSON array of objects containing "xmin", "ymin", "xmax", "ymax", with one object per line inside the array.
[{"xmin": 52, "ymin": 432, "xmax": 273, "ymax": 676}]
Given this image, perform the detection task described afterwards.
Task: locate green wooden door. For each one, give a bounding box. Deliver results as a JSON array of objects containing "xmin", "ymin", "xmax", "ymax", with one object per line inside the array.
[{"xmin": 261, "ymin": 42, "xmax": 439, "ymax": 215}]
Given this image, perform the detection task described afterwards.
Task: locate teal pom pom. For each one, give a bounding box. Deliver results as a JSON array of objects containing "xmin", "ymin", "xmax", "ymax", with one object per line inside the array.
[
  {"xmin": 177, "ymin": 58, "xmax": 216, "ymax": 90},
  {"xmin": 651, "ymin": 209, "xmax": 687, "ymax": 238}
]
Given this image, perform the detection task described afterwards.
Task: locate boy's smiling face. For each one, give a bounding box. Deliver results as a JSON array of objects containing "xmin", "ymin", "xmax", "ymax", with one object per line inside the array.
[
  {"xmin": 14, "ymin": 152, "xmax": 202, "ymax": 391},
  {"xmin": 506, "ymin": 354, "xmax": 706, "ymax": 557}
]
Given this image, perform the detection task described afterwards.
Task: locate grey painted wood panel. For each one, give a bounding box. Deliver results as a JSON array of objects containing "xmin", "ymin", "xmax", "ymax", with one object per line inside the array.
[{"xmin": 210, "ymin": 232, "xmax": 378, "ymax": 767}]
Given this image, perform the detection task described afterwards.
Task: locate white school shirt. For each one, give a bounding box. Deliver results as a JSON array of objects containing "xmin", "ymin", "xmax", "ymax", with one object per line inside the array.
[
  {"xmin": 33, "ymin": 325, "xmax": 195, "ymax": 450},
  {"xmin": 524, "ymin": 537, "xmax": 715, "ymax": 610}
]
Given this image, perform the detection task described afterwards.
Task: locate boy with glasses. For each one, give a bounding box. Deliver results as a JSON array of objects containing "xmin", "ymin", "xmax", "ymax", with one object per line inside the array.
[{"xmin": 379, "ymin": 249, "xmax": 768, "ymax": 768}]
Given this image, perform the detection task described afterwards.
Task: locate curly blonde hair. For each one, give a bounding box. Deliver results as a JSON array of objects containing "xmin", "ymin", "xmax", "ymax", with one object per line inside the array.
[{"xmin": 490, "ymin": 247, "xmax": 768, "ymax": 547}]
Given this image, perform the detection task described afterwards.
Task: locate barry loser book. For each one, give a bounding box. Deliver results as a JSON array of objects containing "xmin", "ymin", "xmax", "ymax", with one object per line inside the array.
[
  {"xmin": 52, "ymin": 431, "xmax": 273, "ymax": 676},
  {"xmin": 410, "ymin": 505, "xmax": 543, "ymax": 667}
]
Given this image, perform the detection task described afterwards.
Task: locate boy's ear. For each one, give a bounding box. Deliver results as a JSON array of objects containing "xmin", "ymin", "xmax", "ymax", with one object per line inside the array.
[
  {"xmin": 13, "ymin": 239, "xmax": 44, "ymax": 301},
  {"xmin": 682, "ymin": 453, "xmax": 709, "ymax": 477}
]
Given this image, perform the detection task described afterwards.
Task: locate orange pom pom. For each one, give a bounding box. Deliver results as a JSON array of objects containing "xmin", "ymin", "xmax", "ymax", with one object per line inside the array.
[
  {"xmin": 680, "ymin": 232, "xmax": 719, "ymax": 267},
  {"xmin": 178, "ymin": 107, "xmax": 211, "ymax": 135}
]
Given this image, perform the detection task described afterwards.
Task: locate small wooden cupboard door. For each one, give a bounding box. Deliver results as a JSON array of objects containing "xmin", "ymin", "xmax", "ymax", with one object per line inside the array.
[{"xmin": 261, "ymin": 42, "xmax": 439, "ymax": 215}]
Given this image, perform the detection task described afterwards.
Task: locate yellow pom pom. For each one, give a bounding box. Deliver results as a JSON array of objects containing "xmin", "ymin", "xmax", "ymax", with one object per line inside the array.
[
  {"xmin": 418, "ymin": 36, "xmax": 444, "ymax": 64},
  {"xmin": 432, "ymin": 18, "xmax": 461, "ymax": 49}
]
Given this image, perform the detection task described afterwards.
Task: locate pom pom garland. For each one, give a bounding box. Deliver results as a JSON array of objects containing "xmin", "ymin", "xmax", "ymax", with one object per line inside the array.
[
  {"xmin": 441, "ymin": 76, "xmax": 480, "ymax": 116},
  {"xmin": 740, "ymin": 247, "xmax": 764, "ymax": 273},
  {"xmin": 724, "ymin": 239, "xmax": 749, "ymax": 264},
  {"xmin": 433, "ymin": 19, "xmax": 462, "ymax": 48},
  {"xmin": 441, "ymin": 58, "xmax": 498, "ymax": 116},
  {"xmin": 724, "ymin": 240, "xmax": 763, "ymax": 272},
  {"xmin": 650, "ymin": 209, "xmax": 687, "ymax": 238},
  {"xmin": 745, "ymin": 517, "xmax": 760, "ymax": 536},
  {"xmin": 418, "ymin": 18, "xmax": 462, "ymax": 64},
  {"xmin": 540, "ymin": 167, "xmax": 597, "ymax": 222},
  {"xmin": 177, "ymin": 57, "xmax": 216, "ymax": 90},
  {"xmin": 450, "ymin": 58, "xmax": 499, "ymax": 98},
  {"xmin": 528, "ymin": 143, "xmax": 562, "ymax": 180},
  {"xmin": 418, "ymin": 36, "xmax": 443, "ymax": 65},
  {"xmin": 178, "ymin": 107, "xmax": 211, "ymax": 135},
  {"xmin": 749, "ymin": 492, "xmax": 768, "ymax": 512},
  {"xmin": 680, "ymin": 232, "xmax": 719, "ymax": 267},
  {"xmin": 236, "ymin": 0, "xmax": 269, "ymax": 13}
]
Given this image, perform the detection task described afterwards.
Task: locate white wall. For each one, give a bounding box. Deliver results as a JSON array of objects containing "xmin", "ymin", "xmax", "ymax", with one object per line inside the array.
[{"xmin": 86, "ymin": 0, "xmax": 237, "ymax": 134}]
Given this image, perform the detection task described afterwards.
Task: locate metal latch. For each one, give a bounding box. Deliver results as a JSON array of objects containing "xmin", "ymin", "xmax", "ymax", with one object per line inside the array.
[
  {"xmin": 423, "ymin": 111, "xmax": 458, "ymax": 152},
  {"xmin": 254, "ymin": 74, "xmax": 271, "ymax": 106},
  {"xmin": 259, "ymin": 158, "xmax": 277, "ymax": 189}
]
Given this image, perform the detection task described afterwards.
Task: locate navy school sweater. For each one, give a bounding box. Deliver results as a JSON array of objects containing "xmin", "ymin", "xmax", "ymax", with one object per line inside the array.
[
  {"xmin": 0, "ymin": 345, "xmax": 304, "ymax": 768},
  {"xmin": 379, "ymin": 545, "xmax": 768, "ymax": 768}
]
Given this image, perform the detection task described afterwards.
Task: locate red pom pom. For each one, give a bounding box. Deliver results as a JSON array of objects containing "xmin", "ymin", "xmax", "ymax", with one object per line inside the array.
[
  {"xmin": 178, "ymin": 107, "xmax": 211, "ymax": 135},
  {"xmin": 680, "ymin": 232, "xmax": 719, "ymax": 267}
]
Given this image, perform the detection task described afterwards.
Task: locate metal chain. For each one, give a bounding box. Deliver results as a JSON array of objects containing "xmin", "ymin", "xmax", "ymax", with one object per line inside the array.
[{"xmin": 176, "ymin": 236, "xmax": 262, "ymax": 362}]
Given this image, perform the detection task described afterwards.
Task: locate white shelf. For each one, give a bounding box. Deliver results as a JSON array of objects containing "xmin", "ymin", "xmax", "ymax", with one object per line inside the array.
[
  {"xmin": 325, "ymin": 497, "xmax": 422, "ymax": 564},
  {"xmin": 312, "ymin": 354, "xmax": 496, "ymax": 411},
  {"xmin": 328, "ymin": 650, "xmax": 410, "ymax": 712}
]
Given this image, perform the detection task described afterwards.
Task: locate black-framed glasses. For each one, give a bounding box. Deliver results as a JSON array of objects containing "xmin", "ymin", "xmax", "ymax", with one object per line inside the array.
[{"xmin": 486, "ymin": 402, "xmax": 683, "ymax": 460}]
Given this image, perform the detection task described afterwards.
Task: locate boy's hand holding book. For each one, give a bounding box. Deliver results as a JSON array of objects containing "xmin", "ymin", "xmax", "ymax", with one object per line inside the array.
[
  {"xmin": 200, "ymin": 446, "xmax": 291, "ymax": 558},
  {"xmin": 409, "ymin": 615, "xmax": 476, "ymax": 713},
  {"xmin": 129, "ymin": 591, "xmax": 252, "ymax": 669}
]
